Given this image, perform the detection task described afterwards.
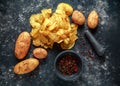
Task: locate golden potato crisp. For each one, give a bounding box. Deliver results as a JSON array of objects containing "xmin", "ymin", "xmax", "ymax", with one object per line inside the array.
[{"xmin": 30, "ymin": 3, "xmax": 78, "ymax": 49}]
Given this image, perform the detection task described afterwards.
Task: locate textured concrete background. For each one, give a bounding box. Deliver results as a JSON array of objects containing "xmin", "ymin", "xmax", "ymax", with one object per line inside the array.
[{"xmin": 0, "ymin": 0, "xmax": 120, "ymax": 86}]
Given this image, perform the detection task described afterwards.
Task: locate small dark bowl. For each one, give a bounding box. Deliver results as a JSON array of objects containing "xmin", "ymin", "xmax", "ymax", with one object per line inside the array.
[{"xmin": 54, "ymin": 50, "xmax": 83, "ymax": 81}]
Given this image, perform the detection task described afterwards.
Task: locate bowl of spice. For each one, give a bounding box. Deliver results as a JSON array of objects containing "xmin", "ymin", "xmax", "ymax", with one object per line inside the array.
[{"xmin": 54, "ymin": 50, "xmax": 83, "ymax": 81}]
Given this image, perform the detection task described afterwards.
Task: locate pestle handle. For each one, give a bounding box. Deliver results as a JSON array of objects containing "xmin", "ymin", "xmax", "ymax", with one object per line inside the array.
[{"xmin": 84, "ymin": 30, "xmax": 105, "ymax": 56}]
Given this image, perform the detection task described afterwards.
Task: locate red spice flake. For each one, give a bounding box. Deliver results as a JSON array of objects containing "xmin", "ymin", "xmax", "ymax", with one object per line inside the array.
[
  {"xmin": 87, "ymin": 48, "xmax": 95, "ymax": 60},
  {"xmin": 79, "ymin": 34, "xmax": 96, "ymax": 60},
  {"xmin": 57, "ymin": 56, "xmax": 79, "ymax": 75}
]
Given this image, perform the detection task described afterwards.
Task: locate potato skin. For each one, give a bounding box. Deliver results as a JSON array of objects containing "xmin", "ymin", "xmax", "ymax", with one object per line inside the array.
[
  {"xmin": 87, "ymin": 10, "xmax": 99, "ymax": 29},
  {"xmin": 33, "ymin": 48, "xmax": 48, "ymax": 59},
  {"xmin": 14, "ymin": 32, "xmax": 31, "ymax": 59},
  {"xmin": 14, "ymin": 58, "xmax": 39, "ymax": 74},
  {"xmin": 72, "ymin": 10, "xmax": 85, "ymax": 25}
]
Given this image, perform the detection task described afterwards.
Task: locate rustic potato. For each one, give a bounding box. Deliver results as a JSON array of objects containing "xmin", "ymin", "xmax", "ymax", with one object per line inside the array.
[
  {"xmin": 14, "ymin": 58, "xmax": 39, "ymax": 74},
  {"xmin": 72, "ymin": 10, "xmax": 85, "ymax": 25},
  {"xmin": 33, "ymin": 48, "xmax": 48, "ymax": 59},
  {"xmin": 14, "ymin": 31, "xmax": 31, "ymax": 59},
  {"xmin": 87, "ymin": 10, "xmax": 99, "ymax": 29}
]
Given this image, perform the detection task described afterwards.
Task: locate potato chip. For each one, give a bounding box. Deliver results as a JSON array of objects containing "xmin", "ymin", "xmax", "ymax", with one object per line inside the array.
[
  {"xmin": 41, "ymin": 9, "xmax": 52, "ymax": 18},
  {"xmin": 57, "ymin": 3, "xmax": 73, "ymax": 16},
  {"xmin": 60, "ymin": 42, "xmax": 75, "ymax": 50},
  {"xmin": 30, "ymin": 3, "xmax": 78, "ymax": 49}
]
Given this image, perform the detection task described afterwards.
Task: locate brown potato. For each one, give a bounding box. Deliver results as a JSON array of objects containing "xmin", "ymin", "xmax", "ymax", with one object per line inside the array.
[
  {"xmin": 72, "ymin": 10, "xmax": 85, "ymax": 25},
  {"xmin": 33, "ymin": 48, "xmax": 48, "ymax": 59},
  {"xmin": 14, "ymin": 31, "xmax": 31, "ymax": 59},
  {"xmin": 87, "ymin": 10, "xmax": 99, "ymax": 29},
  {"xmin": 14, "ymin": 58, "xmax": 39, "ymax": 74}
]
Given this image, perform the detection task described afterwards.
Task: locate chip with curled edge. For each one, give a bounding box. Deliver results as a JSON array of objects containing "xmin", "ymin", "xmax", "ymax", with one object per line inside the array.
[{"xmin": 30, "ymin": 3, "xmax": 78, "ymax": 49}]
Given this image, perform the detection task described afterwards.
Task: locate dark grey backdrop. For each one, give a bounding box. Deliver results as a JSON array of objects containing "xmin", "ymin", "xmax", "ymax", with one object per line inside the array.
[{"xmin": 0, "ymin": 0, "xmax": 120, "ymax": 86}]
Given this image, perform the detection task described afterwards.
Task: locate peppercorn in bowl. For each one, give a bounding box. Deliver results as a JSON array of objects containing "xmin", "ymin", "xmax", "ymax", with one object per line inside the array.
[{"xmin": 54, "ymin": 50, "xmax": 83, "ymax": 81}]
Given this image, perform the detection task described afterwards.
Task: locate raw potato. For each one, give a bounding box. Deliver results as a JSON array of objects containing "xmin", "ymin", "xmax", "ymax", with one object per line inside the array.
[
  {"xmin": 72, "ymin": 10, "xmax": 85, "ymax": 25},
  {"xmin": 14, "ymin": 31, "xmax": 31, "ymax": 59},
  {"xmin": 33, "ymin": 48, "xmax": 48, "ymax": 59},
  {"xmin": 87, "ymin": 10, "xmax": 99, "ymax": 29},
  {"xmin": 14, "ymin": 58, "xmax": 39, "ymax": 74}
]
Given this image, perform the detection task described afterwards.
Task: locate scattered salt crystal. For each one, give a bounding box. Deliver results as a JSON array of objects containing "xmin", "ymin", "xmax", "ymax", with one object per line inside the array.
[
  {"xmin": 39, "ymin": 75, "xmax": 42, "ymax": 78},
  {"xmin": 77, "ymin": 5, "xmax": 83, "ymax": 10},
  {"xmin": 46, "ymin": 0, "xmax": 50, "ymax": 3},
  {"xmin": 101, "ymin": 64, "xmax": 107, "ymax": 70},
  {"xmin": 76, "ymin": 50, "xmax": 80, "ymax": 53},
  {"xmin": 16, "ymin": 84, "xmax": 21, "ymax": 86},
  {"xmin": 88, "ymin": 81, "xmax": 92, "ymax": 84},
  {"xmin": 5, "ymin": 81, "xmax": 8, "ymax": 84},
  {"xmin": 18, "ymin": 14, "xmax": 25, "ymax": 22},
  {"xmin": 105, "ymin": 56, "xmax": 110, "ymax": 60},
  {"xmin": 101, "ymin": 21, "xmax": 105, "ymax": 25}
]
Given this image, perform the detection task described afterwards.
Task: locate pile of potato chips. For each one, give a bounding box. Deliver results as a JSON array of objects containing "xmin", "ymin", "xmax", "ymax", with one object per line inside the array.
[{"xmin": 30, "ymin": 3, "xmax": 78, "ymax": 49}]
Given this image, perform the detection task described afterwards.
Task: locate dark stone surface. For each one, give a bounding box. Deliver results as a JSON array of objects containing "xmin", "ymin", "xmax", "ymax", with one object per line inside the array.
[{"xmin": 0, "ymin": 0, "xmax": 120, "ymax": 86}]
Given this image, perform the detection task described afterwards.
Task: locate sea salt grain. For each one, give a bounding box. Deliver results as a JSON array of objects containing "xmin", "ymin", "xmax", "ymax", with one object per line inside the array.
[
  {"xmin": 18, "ymin": 14, "xmax": 25, "ymax": 22},
  {"xmin": 8, "ymin": 69, "xmax": 12, "ymax": 72},
  {"xmin": 101, "ymin": 21, "xmax": 105, "ymax": 25},
  {"xmin": 77, "ymin": 5, "xmax": 83, "ymax": 10},
  {"xmin": 101, "ymin": 64, "xmax": 108, "ymax": 70}
]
